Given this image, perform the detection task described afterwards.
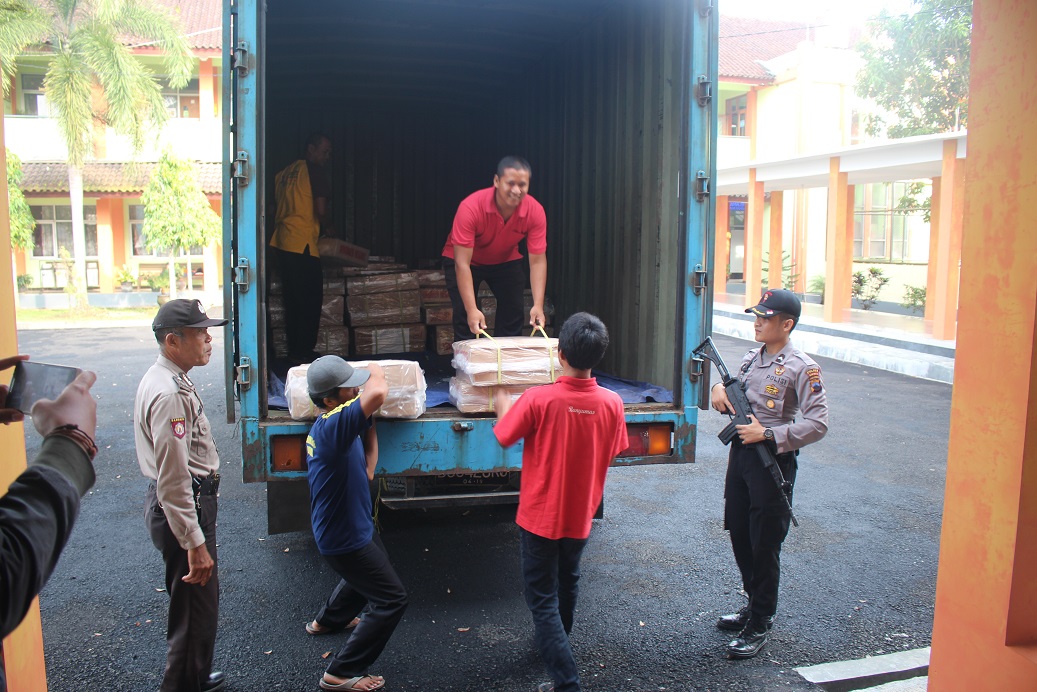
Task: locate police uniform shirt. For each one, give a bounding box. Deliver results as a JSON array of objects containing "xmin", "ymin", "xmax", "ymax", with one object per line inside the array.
[
  {"xmin": 134, "ymin": 355, "xmax": 220, "ymax": 551},
  {"xmin": 738, "ymin": 343, "xmax": 829, "ymax": 454}
]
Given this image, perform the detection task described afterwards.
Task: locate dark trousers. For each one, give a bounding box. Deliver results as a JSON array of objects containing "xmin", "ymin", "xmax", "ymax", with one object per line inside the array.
[
  {"xmin": 272, "ymin": 246, "xmax": 324, "ymax": 360},
  {"xmin": 319, "ymin": 534, "xmax": 408, "ymax": 679},
  {"xmin": 724, "ymin": 439, "xmax": 798, "ymax": 620},
  {"xmin": 443, "ymin": 257, "xmax": 526, "ymax": 340},
  {"xmin": 146, "ymin": 486, "xmax": 219, "ymax": 692},
  {"xmin": 520, "ymin": 527, "xmax": 588, "ymax": 692}
]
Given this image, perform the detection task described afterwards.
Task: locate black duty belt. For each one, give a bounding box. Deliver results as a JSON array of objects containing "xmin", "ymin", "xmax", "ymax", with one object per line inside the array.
[{"xmin": 192, "ymin": 472, "xmax": 221, "ymax": 496}]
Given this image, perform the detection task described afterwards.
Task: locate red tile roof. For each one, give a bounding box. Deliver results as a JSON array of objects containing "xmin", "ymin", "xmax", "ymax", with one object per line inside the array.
[
  {"xmin": 146, "ymin": 0, "xmax": 222, "ymax": 51},
  {"xmin": 20, "ymin": 161, "xmax": 222, "ymax": 195},
  {"xmin": 719, "ymin": 16, "xmax": 811, "ymax": 82}
]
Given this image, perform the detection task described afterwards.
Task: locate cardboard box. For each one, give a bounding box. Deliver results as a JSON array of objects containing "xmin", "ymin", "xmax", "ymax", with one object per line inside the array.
[
  {"xmin": 448, "ymin": 377, "xmax": 529, "ymax": 413},
  {"xmin": 315, "ymin": 326, "xmax": 349, "ymax": 356},
  {"xmin": 320, "ymin": 294, "xmax": 345, "ymax": 326},
  {"xmin": 346, "ymin": 272, "xmax": 420, "ymax": 296},
  {"xmin": 423, "ymin": 304, "xmax": 453, "ymax": 326},
  {"xmin": 419, "ymin": 287, "xmax": 451, "ymax": 304},
  {"xmin": 353, "ymin": 324, "xmax": 427, "ymax": 355},
  {"xmin": 434, "ymin": 325, "xmax": 454, "ymax": 356},
  {"xmin": 416, "ymin": 268, "xmax": 446, "ymax": 286},
  {"xmin": 317, "ymin": 237, "xmax": 370, "ymax": 267},
  {"xmin": 284, "ymin": 359, "xmax": 426, "ymax": 420},
  {"xmin": 452, "ymin": 336, "xmax": 561, "ymax": 386},
  {"xmin": 347, "ymin": 291, "xmax": 422, "ymax": 327},
  {"xmin": 272, "ymin": 328, "xmax": 288, "ymax": 358}
]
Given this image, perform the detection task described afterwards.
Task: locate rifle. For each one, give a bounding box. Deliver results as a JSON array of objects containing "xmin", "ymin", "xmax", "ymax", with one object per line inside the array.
[{"xmin": 693, "ymin": 336, "xmax": 798, "ymax": 527}]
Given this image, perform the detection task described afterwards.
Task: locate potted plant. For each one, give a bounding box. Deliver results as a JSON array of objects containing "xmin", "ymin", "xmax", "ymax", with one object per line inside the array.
[
  {"xmin": 152, "ymin": 268, "xmax": 171, "ymax": 305},
  {"xmin": 115, "ymin": 264, "xmax": 136, "ymax": 292},
  {"xmin": 16, "ymin": 274, "xmax": 33, "ymax": 292}
]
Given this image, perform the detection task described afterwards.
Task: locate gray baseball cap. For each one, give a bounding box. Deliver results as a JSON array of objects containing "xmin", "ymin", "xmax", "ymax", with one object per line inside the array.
[{"xmin": 307, "ymin": 355, "xmax": 370, "ymax": 394}]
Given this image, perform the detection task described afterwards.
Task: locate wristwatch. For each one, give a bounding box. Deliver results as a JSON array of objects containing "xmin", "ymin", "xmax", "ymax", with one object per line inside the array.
[{"xmin": 763, "ymin": 428, "xmax": 774, "ymax": 441}]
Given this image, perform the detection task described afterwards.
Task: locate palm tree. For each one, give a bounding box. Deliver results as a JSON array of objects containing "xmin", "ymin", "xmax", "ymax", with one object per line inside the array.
[{"xmin": 0, "ymin": 0, "xmax": 193, "ymax": 295}]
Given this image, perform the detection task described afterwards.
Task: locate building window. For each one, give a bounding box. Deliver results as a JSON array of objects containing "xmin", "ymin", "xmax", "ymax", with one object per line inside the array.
[
  {"xmin": 853, "ymin": 182, "xmax": 931, "ymax": 263},
  {"xmin": 31, "ymin": 205, "xmax": 97, "ymax": 258},
  {"xmin": 725, "ymin": 94, "xmax": 747, "ymax": 137},
  {"xmin": 161, "ymin": 78, "xmax": 200, "ymax": 118},
  {"xmin": 21, "ymin": 73, "xmax": 49, "ymax": 116},
  {"xmin": 130, "ymin": 204, "xmax": 203, "ymax": 256}
]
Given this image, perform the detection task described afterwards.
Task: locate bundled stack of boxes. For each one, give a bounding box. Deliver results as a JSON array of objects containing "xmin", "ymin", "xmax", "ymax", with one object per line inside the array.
[
  {"xmin": 448, "ymin": 335, "xmax": 561, "ymax": 413},
  {"xmin": 346, "ymin": 266, "xmax": 425, "ymax": 356}
]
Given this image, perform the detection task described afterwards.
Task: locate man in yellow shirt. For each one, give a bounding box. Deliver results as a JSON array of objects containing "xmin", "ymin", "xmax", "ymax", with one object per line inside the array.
[{"xmin": 270, "ymin": 133, "xmax": 332, "ymax": 363}]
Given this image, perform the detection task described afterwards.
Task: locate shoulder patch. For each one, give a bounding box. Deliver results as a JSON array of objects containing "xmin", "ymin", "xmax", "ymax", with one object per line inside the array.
[
  {"xmin": 170, "ymin": 417, "xmax": 187, "ymax": 439},
  {"xmin": 805, "ymin": 367, "xmax": 824, "ymax": 394}
]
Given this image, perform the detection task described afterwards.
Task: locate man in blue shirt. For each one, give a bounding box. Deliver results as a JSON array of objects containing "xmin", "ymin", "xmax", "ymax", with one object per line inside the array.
[{"xmin": 304, "ymin": 356, "xmax": 406, "ymax": 692}]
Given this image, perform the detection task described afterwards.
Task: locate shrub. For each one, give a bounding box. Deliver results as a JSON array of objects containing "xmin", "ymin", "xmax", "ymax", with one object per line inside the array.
[
  {"xmin": 901, "ymin": 285, "xmax": 926, "ymax": 315},
  {"xmin": 16, "ymin": 274, "xmax": 33, "ymax": 291},
  {"xmin": 851, "ymin": 267, "xmax": 890, "ymax": 310}
]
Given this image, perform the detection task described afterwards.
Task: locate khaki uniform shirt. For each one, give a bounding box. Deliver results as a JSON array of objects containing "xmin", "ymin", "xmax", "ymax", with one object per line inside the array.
[
  {"xmin": 738, "ymin": 342, "xmax": 829, "ymax": 454},
  {"xmin": 134, "ymin": 355, "xmax": 220, "ymax": 550}
]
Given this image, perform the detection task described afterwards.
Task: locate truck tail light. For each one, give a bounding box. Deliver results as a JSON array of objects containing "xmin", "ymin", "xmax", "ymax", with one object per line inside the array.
[
  {"xmin": 271, "ymin": 434, "xmax": 307, "ymax": 472},
  {"xmin": 617, "ymin": 424, "xmax": 673, "ymax": 458}
]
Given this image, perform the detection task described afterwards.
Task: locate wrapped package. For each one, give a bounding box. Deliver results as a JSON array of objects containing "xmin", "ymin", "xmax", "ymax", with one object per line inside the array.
[
  {"xmin": 434, "ymin": 325, "xmax": 454, "ymax": 356},
  {"xmin": 284, "ymin": 360, "xmax": 427, "ymax": 420},
  {"xmin": 268, "ymin": 294, "xmax": 286, "ymax": 329},
  {"xmin": 272, "ymin": 328, "xmax": 289, "ymax": 358},
  {"xmin": 323, "ymin": 278, "xmax": 346, "ymax": 295},
  {"xmin": 452, "ymin": 336, "xmax": 561, "ymax": 386},
  {"xmin": 448, "ymin": 377, "xmax": 529, "ymax": 413},
  {"xmin": 315, "ymin": 326, "xmax": 349, "ymax": 356},
  {"xmin": 346, "ymin": 291, "xmax": 421, "ymax": 326},
  {"xmin": 353, "ymin": 324, "xmax": 426, "ymax": 355},
  {"xmin": 423, "ymin": 304, "xmax": 453, "ymax": 326},
  {"xmin": 320, "ymin": 294, "xmax": 345, "ymax": 326},
  {"xmin": 420, "ymin": 287, "xmax": 450, "ymax": 304},
  {"xmin": 416, "ymin": 268, "xmax": 446, "ymax": 286},
  {"xmin": 317, "ymin": 237, "xmax": 370, "ymax": 267},
  {"xmin": 346, "ymin": 272, "xmax": 419, "ymax": 295}
]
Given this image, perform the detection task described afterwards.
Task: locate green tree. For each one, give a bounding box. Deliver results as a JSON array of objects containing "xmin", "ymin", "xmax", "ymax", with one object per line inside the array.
[
  {"xmin": 6, "ymin": 148, "xmax": 34, "ymax": 250},
  {"xmin": 855, "ymin": 0, "xmax": 972, "ymax": 138},
  {"xmin": 139, "ymin": 150, "xmax": 219, "ymax": 299},
  {"xmin": 0, "ymin": 0, "xmax": 193, "ymax": 292}
]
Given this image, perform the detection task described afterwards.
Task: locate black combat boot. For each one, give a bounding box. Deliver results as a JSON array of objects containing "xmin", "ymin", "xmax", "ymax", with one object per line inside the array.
[
  {"xmin": 726, "ymin": 616, "xmax": 773, "ymax": 659},
  {"xmin": 716, "ymin": 605, "xmax": 751, "ymax": 631}
]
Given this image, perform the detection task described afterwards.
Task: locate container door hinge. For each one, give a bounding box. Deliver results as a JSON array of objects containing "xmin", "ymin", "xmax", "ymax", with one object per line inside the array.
[
  {"xmin": 232, "ymin": 151, "xmax": 250, "ymax": 186},
  {"xmin": 233, "ymin": 257, "xmax": 250, "ymax": 293},
  {"xmin": 236, "ymin": 356, "xmax": 252, "ymax": 390},
  {"xmin": 232, "ymin": 40, "xmax": 250, "ymax": 78},
  {"xmin": 695, "ymin": 170, "xmax": 710, "ymax": 202},
  {"xmin": 691, "ymin": 264, "xmax": 709, "ymax": 295},
  {"xmin": 688, "ymin": 355, "xmax": 705, "ymax": 383},
  {"xmin": 698, "ymin": 0, "xmax": 713, "ymax": 17},
  {"xmin": 696, "ymin": 76, "xmax": 712, "ymax": 107}
]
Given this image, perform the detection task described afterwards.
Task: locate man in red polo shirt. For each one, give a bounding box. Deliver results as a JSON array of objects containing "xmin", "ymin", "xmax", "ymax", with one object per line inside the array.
[
  {"xmin": 493, "ymin": 312, "xmax": 628, "ymax": 692},
  {"xmin": 441, "ymin": 156, "xmax": 548, "ymax": 340}
]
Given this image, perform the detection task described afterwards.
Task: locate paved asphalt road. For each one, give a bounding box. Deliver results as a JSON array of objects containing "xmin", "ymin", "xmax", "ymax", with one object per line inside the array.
[{"xmin": 19, "ymin": 327, "xmax": 950, "ymax": 692}]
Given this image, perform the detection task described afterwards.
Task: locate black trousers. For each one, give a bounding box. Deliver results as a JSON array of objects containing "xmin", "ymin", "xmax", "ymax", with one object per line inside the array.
[
  {"xmin": 146, "ymin": 486, "xmax": 219, "ymax": 692},
  {"xmin": 319, "ymin": 533, "xmax": 408, "ymax": 679},
  {"xmin": 272, "ymin": 246, "xmax": 324, "ymax": 360},
  {"xmin": 443, "ymin": 257, "xmax": 526, "ymax": 340},
  {"xmin": 723, "ymin": 439, "xmax": 797, "ymax": 620}
]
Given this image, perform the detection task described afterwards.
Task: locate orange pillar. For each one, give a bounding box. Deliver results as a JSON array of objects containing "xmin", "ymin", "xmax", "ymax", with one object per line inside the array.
[
  {"xmin": 794, "ymin": 190, "xmax": 809, "ymax": 294},
  {"xmin": 767, "ymin": 190, "xmax": 784, "ymax": 289},
  {"xmin": 925, "ymin": 176, "xmax": 942, "ymax": 323},
  {"xmin": 198, "ymin": 58, "xmax": 215, "ymax": 119},
  {"xmin": 95, "ymin": 198, "xmax": 115, "ymax": 293},
  {"xmin": 0, "ymin": 87, "xmax": 49, "ymax": 692},
  {"xmin": 744, "ymin": 169, "xmax": 765, "ymax": 308},
  {"xmin": 929, "ymin": 1, "xmax": 1037, "ymax": 688},
  {"xmin": 932, "ymin": 139, "xmax": 965, "ymax": 340},
  {"xmin": 715, "ymin": 195, "xmax": 730, "ymax": 293},
  {"xmin": 823, "ymin": 157, "xmax": 851, "ymax": 322}
]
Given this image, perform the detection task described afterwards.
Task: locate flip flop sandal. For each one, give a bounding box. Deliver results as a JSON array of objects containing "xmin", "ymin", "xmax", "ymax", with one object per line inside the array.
[{"xmin": 318, "ymin": 675, "xmax": 385, "ymax": 691}]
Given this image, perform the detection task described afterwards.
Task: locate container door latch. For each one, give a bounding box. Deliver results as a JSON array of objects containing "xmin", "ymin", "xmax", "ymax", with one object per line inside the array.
[{"xmin": 236, "ymin": 356, "xmax": 251, "ymax": 390}]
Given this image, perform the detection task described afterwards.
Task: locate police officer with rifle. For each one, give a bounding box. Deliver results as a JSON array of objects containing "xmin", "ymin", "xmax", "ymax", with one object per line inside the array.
[{"xmin": 695, "ymin": 289, "xmax": 828, "ymax": 660}]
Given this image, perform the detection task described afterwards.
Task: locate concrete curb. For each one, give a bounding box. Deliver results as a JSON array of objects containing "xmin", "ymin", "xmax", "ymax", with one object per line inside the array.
[{"xmin": 794, "ymin": 647, "xmax": 930, "ymax": 691}]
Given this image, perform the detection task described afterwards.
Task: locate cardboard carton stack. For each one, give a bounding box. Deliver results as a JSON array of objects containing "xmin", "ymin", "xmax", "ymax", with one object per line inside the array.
[
  {"xmin": 284, "ymin": 360, "xmax": 427, "ymax": 420},
  {"xmin": 448, "ymin": 335, "xmax": 561, "ymax": 413},
  {"xmin": 347, "ymin": 269, "xmax": 426, "ymax": 355},
  {"xmin": 268, "ymin": 266, "xmax": 351, "ymax": 359}
]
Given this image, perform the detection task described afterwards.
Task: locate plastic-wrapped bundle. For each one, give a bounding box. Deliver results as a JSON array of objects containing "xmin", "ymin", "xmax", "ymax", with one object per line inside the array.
[
  {"xmin": 416, "ymin": 269, "xmax": 446, "ymax": 286},
  {"xmin": 315, "ymin": 327, "xmax": 349, "ymax": 356},
  {"xmin": 285, "ymin": 359, "xmax": 427, "ymax": 420},
  {"xmin": 451, "ymin": 336, "xmax": 561, "ymax": 386},
  {"xmin": 448, "ymin": 377, "xmax": 530, "ymax": 413},
  {"xmin": 346, "ymin": 291, "xmax": 421, "ymax": 326},
  {"xmin": 352, "ymin": 324, "xmax": 426, "ymax": 355},
  {"xmin": 320, "ymin": 294, "xmax": 345, "ymax": 326},
  {"xmin": 317, "ymin": 237, "xmax": 370, "ymax": 267},
  {"xmin": 346, "ymin": 272, "xmax": 420, "ymax": 295}
]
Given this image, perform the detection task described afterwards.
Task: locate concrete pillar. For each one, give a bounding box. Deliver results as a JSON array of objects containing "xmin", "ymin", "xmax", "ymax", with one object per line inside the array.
[
  {"xmin": 929, "ymin": 1, "xmax": 1037, "ymax": 688},
  {"xmin": 715, "ymin": 195, "xmax": 730, "ymax": 292},
  {"xmin": 0, "ymin": 91, "xmax": 49, "ymax": 692},
  {"xmin": 203, "ymin": 198, "xmax": 222, "ymax": 298},
  {"xmin": 932, "ymin": 139, "xmax": 965, "ymax": 340},
  {"xmin": 794, "ymin": 190, "xmax": 809, "ymax": 294},
  {"xmin": 95, "ymin": 198, "xmax": 115, "ymax": 292},
  {"xmin": 925, "ymin": 176, "xmax": 941, "ymax": 323},
  {"xmin": 744, "ymin": 169, "xmax": 765, "ymax": 308},
  {"xmin": 767, "ymin": 190, "xmax": 784, "ymax": 289},
  {"xmin": 199, "ymin": 59, "xmax": 215, "ymax": 119},
  {"xmin": 823, "ymin": 157, "xmax": 851, "ymax": 322}
]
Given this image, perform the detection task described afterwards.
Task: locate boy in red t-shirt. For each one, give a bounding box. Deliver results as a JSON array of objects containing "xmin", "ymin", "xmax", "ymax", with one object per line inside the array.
[{"xmin": 493, "ymin": 312, "xmax": 628, "ymax": 692}]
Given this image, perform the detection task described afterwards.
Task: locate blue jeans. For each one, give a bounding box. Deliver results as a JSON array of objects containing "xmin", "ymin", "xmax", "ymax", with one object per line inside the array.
[{"xmin": 520, "ymin": 528, "xmax": 588, "ymax": 692}]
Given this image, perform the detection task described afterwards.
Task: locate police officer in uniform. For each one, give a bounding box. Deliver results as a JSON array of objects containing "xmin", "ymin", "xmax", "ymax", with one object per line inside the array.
[
  {"xmin": 134, "ymin": 299, "xmax": 228, "ymax": 691},
  {"xmin": 709, "ymin": 288, "xmax": 829, "ymax": 659}
]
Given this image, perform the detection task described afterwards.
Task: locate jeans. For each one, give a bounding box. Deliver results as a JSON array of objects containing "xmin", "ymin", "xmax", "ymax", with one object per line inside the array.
[{"xmin": 520, "ymin": 528, "xmax": 588, "ymax": 692}]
